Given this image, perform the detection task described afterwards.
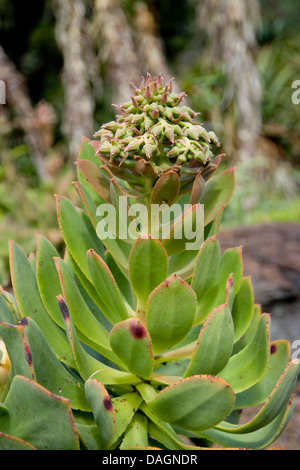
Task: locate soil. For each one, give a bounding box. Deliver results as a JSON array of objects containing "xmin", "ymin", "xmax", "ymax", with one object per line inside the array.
[
  {"xmin": 219, "ymin": 223, "xmax": 300, "ymax": 347},
  {"xmin": 219, "ymin": 223, "xmax": 300, "ymax": 450}
]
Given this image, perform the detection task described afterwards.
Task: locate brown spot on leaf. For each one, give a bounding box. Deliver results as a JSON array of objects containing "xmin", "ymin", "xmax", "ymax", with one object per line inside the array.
[
  {"xmin": 103, "ymin": 396, "xmax": 113, "ymax": 411},
  {"xmin": 24, "ymin": 343, "xmax": 32, "ymax": 367},
  {"xmin": 57, "ymin": 296, "xmax": 69, "ymax": 320},
  {"xmin": 129, "ymin": 321, "xmax": 146, "ymax": 339},
  {"xmin": 271, "ymin": 344, "xmax": 277, "ymax": 354}
]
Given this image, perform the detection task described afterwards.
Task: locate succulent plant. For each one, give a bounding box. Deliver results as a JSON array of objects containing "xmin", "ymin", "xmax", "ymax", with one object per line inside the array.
[
  {"xmin": 91, "ymin": 73, "xmax": 224, "ymax": 196},
  {"xmin": 0, "ymin": 74, "xmax": 298, "ymax": 451}
]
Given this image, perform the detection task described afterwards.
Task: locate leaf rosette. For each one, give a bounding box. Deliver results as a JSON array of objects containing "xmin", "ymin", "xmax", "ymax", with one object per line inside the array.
[{"xmin": 0, "ymin": 75, "xmax": 298, "ymax": 451}]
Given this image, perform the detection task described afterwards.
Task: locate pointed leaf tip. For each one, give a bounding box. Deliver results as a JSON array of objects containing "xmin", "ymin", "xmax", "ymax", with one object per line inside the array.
[{"xmin": 57, "ymin": 295, "xmax": 69, "ymax": 320}]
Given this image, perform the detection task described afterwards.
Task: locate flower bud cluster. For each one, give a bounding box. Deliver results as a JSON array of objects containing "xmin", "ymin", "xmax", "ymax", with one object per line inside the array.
[{"xmin": 94, "ymin": 73, "xmax": 220, "ymax": 168}]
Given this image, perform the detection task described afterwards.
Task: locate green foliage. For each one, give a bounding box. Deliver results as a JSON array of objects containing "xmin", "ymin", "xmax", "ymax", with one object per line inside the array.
[
  {"xmin": 222, "ymin": 156, "xmax": 300, "ymax": 228},
  {"xmin": 180, "ymin": 22, "xmax": 300, "ymax": 229},
  {"xmin": 0, "ymin": 142, "xmax": 76, "ymax": 286},
  {"xmin": 0, "ymin": 77, "xmax": 298, "ymax": 450}
]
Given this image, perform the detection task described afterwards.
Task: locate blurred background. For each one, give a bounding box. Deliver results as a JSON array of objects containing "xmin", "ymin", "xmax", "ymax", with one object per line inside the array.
[
  {"xmin": 0, "ymin": 0, "xmax": 300, "ymax": 448},
  {"xmin": 0, "ymin": 0, "xmax": 299, "ymax": 330}
]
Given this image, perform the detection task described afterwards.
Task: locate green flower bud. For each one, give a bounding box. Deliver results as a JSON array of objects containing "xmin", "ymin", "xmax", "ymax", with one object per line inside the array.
[
  {"xmin": 94, "ymin": 73, "xmax": 223, "ymax": 184},
  {"xmin": 208, "ymin": 131, "xmax": 221, "ymax": 147},
  {"xmin": 124, "ymin": 137, "xmax": 143, "ymax": 153},
  {"xmin": 98, "ymin": 140, "xmax": 112, "ymax": 154},
  {"xmin": 102, "ymin": 121, "xmax": 123, "ymax": 132}
]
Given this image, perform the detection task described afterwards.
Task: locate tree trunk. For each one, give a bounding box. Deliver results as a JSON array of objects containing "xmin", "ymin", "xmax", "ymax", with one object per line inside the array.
[
  {"xmin": 0, "ymin": 44, "xmax": 50, "ymax": 181},
  {"xmin": 133, "ymin": 2, "xmax": 178, "ymax": 91},
  {"xmin": 199, "ymin": 0, "xmax": 262, "ymax": 161},
  {"xmin": 91, "ymin": 0, "xmax": 178, "ymax": 106},
  {"xmin": 91, "ymin": 0, "xmax": 141, "ymax": 105},
  {"xmin": 52, "ymin": 0, "xmax": 95, "ymax": 159}
]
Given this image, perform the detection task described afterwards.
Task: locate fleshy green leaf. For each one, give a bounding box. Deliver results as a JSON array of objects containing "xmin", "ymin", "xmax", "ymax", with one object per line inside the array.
[
  {"xmin": 87, "ymin": 249, "xmax": 129, "ymax": 324},
  {"xmin": 0, "ymin": 293, "xmax": 16, "ymax": 324},
  {"xmin": 0, "ymin": 318, "xmax": 89, "ymax": 411},
  {"xmin": 120, "ymin": 413, "xmax": 148, "ymax": 450},
  {"xmin": 218, "ymin": 314, "xmax": 270, "ymax": 393},
  {"xmin": 57, "ymin": 295, "xmax": 139, "ymax": 386},
  {"xmin": 56, "ymin": 195, "xmax": 104, "ymax": 281},
  {"xmin": 22, "ymin": 317, "xmax": 89, "ymax": 411},
  {"xmin": 36, "ymin": 235, "xmax": 65, "ymax": 329},
  {"xmin": 110, "ymin": 318, "xmax": 154, "ymax": 379},
  {"xmin": 0, "ymin": 433, "xmax": 37, "ymax": 450},
  {"xmin": 168, "ymin": 249, "xmax": 199, "ymax": 280},
  {"xmin": 200, "ymin": 168, "xmax": 235, "ymax": 225},
  {"xmin": 231, "ymin": 276, "xmax": 254, "ymax": 342},
  {"xmin": 138, "ymin": 383, "xmax": 209, "ymax": 450},
  {"xmin": 1, "ymin": 375, "xmax": 80, "ymax": 450},
  {"xmin": 78, "ymin": 136, "xmax": 100, "ymax": 164},
  {"xmin": 9, "ymin": 241, "xmax": 74, "ymax": 367},
  {"xmin": 54, "ymin": 257, "xmax": 113, "ymax": 358},
  {"xmin": 191, "ymin": 234, "xmax": 221, "ymax": 300},
  {"xmin": 74, "ymin": 415, "xmax": 104, "ymax": 450},
  {"xmin": 154, "ymin": 359, "xmax": 190, "ymax": 380},
  {"xmin": 195, "ymin": 246, "xmax": 243, "ymax": 325},
  {"xmin": 162, "ymin": 204, "xmax": 204, "ymax": 255},
  {"xmin": 147, "ymin": 375, "xmax": 235, "ymax": 432},
  {"xmin": 73, "ymin": 180, "xmax": 102, "ymax": 229},
  {"xmin": 110, "ymin": 393, "xmax": 144, "ymax": 448},
  {"xmin": 0, "ymin": 321, "xmax": 33, "ymax": 390},
  {"xmin": 189, "ymin": 173, "xmax": 205, "ymax": 205},
  {"xmin": 141, "ymin": 401, "xmax": 207, "ymax": 450},
  {"xmin": 105, "ymin": 251, "xmax": 134, "ymax": 309},
  {"xmin": 147, "ymin": 421, "xmax": 216, "ymax": 450},
  {"xmin": 225, "ymin": 273, "xmax": 235, "ymax": 310},
  {"xmin": 235, "ymin": 340, "xmax": 291, "ymax": 408},
  {"xmin": 75, "ymin": 159, "xmax": 112, "ymax": 203},
  {"xmin": 0, "ymin": 288, "xmax": 20, "ymax": 324},
  {"xmin": 232, "ymin": 303, "xmax": 261, "ymax": 355},
  {"xmin": 217, "ymin": 360, "xmax": 299, "ymax": 434},
  {"xmin": 184, "ymin": 304, "xmax": 234, "ymax": 377},
  {"xmin": 74, "ymin": 180, "xmax": 131, "ymax": 272},
  {"xmin": 213, "ymin": 245, "xmax": 243, "ymax": 296},
  {"xmin": 76, "ymin": 136, "xmax": 103, "ymax": 198},
  {"xmin": 66, "ymin": 249, "xmax": 116, "ymax": 317},
  {"xmin": 199, "ymin": 397, "xmax": 295, "ymax": 450},
  {"xmin": 146, "ymin": 274, "xmax": 197, "ymax": 354},
  {"xmin": 129, "ymin": 236, "xmax": 168, "ymax": 310},
  {"xmin": 109, "ymin": 178, "xmax": 140, "ymax": 244},
  {"xmin": 84, "ymin": 378, "xmax": 115, "ymax": 449},
  {"xmin": 150, "ymin": 170, "xmax": 180, "ymax": 206}
]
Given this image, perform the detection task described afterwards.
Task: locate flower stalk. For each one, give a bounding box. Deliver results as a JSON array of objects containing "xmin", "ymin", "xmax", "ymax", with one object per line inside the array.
[{"xmin": 0, "ymin": 74, "xmax": 297, "ymax": 451}]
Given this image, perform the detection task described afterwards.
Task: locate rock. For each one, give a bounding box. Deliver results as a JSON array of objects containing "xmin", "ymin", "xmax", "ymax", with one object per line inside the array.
[{"xmin": 219, "ymin": 223, "xmax": 300, "ymax": 344}]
